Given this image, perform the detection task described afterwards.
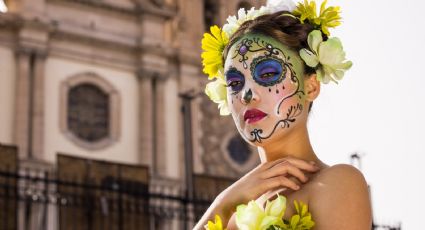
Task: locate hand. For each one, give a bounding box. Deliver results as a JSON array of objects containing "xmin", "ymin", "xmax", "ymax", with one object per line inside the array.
[
  {"xmin": 216, "ymin": 157, "xmax": 320, "ymax": 219},
  {"xmin": 193, "ymin": 157, "xmax": 320, "ymax": 230}
]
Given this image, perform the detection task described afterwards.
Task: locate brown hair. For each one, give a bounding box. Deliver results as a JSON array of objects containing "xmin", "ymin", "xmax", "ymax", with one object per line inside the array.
[{"xmin": 223, "ymin": 10, "xmax": 326, "ymax": 76}]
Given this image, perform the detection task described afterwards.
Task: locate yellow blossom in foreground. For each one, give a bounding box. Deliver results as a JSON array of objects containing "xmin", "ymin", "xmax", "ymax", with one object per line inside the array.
[{"xmin": 205, "ymin": 214, "xmax": 226, "ymax": 230}]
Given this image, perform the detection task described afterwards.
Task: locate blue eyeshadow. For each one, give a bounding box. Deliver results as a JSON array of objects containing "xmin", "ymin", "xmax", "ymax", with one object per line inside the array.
[{"xmin": 250, "ymin": 57, "xmax": 286, "ymax": 87}]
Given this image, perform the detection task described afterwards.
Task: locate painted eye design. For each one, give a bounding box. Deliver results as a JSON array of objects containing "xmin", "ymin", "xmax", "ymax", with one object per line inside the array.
[
  {"xmin": 225, "ymin": 68, "xmax": 245, "ymax": 93},
  {"xmin": 251, "ymin": 57, "xmax": 286, "ymax": 87}
]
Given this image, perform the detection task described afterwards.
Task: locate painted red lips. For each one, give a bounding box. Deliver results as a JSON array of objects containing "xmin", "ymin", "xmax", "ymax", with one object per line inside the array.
[{"xmin": 244, "ymin": 109, "xmax": 267, "ymax": 124}]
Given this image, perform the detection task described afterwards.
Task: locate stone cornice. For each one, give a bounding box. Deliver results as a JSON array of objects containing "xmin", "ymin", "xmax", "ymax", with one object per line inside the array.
[
  {"xmin": 52, "ymin": 30, "xmax": 177, "ymax": 58},
  {"xmin": 48, "ymin": 0, "xmax": 177, "ymax": 19},
  {"xmin": 136, "ymin": 67, "xmax": 169, "ymax": 81},
  {"xmin": 15, "ymin": 46, "xmax": 48, "ymax": 58}
]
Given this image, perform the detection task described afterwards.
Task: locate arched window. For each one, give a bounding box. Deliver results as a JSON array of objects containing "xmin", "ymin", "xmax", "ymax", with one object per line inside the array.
[
  {"xmin": 60, "ymin": 72, "xmax": 120, "ymax": 150},
  {"xmin": 203, "ymin": 0, "xmax": 218, "ymax": 31},
  {"xmin": 227, "ymin": 135, "xmax": 252, "ymax": 165},
  {"xmin": 68, "ymin": 84, "xmax": 109, "ymax": 142},
  {"xmin": 221, "ymin": 133, "xmax": 259, "ymax": 173}
]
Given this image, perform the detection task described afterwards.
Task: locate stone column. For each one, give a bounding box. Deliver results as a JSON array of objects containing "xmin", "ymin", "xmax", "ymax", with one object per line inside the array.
[
  {"xmin": 13, "ymin": 49, "xmax": 46, "ymax": 160},
  {"xmin": 137, "ymin": 69, "xmax": 154, "ymax": 170},
  {"xmin": 31, "ymin": 51, "xmax": 46, "ymax": 160},
  {"xmin": 13, "ymin": 49, "xmax": 31, "ymax": 159},
  {"xmin": 153, "ymin": 74, "xmax": 168, "ymax": 177},
  {"xmin": 137, "ymin": 68, "xmax": 169, "ymax": 177}
]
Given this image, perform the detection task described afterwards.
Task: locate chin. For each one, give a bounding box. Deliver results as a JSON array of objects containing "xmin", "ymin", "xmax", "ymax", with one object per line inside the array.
[{"xmin": 239, "ymin": 123, "xmax": 295, "ymax": 147}]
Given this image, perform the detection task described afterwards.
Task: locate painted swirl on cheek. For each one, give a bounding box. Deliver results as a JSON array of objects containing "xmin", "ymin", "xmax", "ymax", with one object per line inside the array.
[
  {"xmin": 250, "ymin": 56, "xmax": 286, "ymax": 87},
  {"xmin": 249, "ymin": 103, "xmax": 303, "ymax": 143}
]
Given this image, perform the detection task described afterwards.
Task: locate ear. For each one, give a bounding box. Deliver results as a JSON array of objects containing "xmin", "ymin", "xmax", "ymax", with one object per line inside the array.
[{"xmin": 304, "ymin": 74, "xmax": 320, "ymax": 102}]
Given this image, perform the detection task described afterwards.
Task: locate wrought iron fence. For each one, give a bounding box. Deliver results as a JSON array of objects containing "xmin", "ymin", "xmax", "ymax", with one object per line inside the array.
[{"xmin": 0, "ymin": 167, "xmax": 216, "ymax": 230}]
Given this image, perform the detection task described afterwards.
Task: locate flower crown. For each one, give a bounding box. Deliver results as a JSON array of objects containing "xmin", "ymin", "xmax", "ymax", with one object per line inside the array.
[{"xmin": 201, "ymin": 0, "xmax": 352, "ymax": 115}]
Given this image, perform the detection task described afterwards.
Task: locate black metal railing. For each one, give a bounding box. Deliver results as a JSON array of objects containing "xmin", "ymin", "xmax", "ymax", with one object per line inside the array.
[{"xmin": 0, "ymin": 168, "xmax": 215, "ymax": 230}]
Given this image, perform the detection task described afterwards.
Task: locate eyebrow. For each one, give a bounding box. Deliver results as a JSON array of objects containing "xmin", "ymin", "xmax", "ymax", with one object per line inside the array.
[{"xmin": 225, "ymin": 66, "xmax": 244, "ymax": 79}]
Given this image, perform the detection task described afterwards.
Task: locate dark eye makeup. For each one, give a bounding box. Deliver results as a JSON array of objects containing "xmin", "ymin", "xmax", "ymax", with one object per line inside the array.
[
  {"xmin": 250, "ymin": 57, "xmax": 286, "ymax": 87},
  {"xmin": 225, "ymin": 67, "xmax": 245, "ymax": 93}
]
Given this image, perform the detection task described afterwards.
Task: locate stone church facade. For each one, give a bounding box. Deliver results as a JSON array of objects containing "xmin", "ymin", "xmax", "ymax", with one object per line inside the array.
[{"xmin": 0, "ymin": 0, "xmax": 264, "ymax": 229}]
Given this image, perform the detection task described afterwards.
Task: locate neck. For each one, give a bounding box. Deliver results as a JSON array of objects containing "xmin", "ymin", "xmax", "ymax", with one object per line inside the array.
[{"xmin": 257, "ymin": 125, "xmax": 321, "ymax": 164}]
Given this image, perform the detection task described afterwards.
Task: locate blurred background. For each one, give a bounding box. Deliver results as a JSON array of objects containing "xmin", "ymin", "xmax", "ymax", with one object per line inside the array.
[{"xmin": 0, "ymin": 0, "xmax": 422, "ymax": 229}]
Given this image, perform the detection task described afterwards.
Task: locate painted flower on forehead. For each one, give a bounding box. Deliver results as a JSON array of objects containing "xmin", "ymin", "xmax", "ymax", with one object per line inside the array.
[
  {"xmin": 204, "ymin": 73, "xmax": 230, "ymax": 116},
  {"xmin": 201, "ymin": 25, "xmax": 229, "ymax": 79},
  {"xmin": 299, "ymin": 30, "xmax": 352, "ymax": 84}
]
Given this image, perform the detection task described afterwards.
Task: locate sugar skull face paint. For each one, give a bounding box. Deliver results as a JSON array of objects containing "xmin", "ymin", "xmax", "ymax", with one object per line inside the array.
[{"xmin": 224, "ymin": 33, "xmax": 307, "ymax": 146}]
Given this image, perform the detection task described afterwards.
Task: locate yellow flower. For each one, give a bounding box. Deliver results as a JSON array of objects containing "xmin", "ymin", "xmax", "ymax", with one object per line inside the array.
[
  {"xmin": 293, "ymin": 0, "xmax": 341, "ymax": 36},
  {"xmin": 205, "ymin": 214, "xmax": 226, "ymax": 230},
  {"xmin": 287, "ymin": 200, "xmax": 315, "ymax": 230},
  {"xmin": 201, "ymin": 25, "xmax": 229, "ymax": 79},
  {"xmin": 293, "ymin": 0, "xmax": 317, "ymax": 24}
]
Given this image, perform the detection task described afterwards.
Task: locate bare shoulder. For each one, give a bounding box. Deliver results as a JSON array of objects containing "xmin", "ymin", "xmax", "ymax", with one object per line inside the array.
[
  {"xmin": 308, "ymin": 164, "xmax": 372, "ymax": 230},
  {"xmin": 313, "ymin": 163, "xmax": 368, "ymax": 187}
]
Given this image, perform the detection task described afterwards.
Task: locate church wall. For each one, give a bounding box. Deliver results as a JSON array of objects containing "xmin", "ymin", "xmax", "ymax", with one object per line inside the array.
[
  {"xmin": 43, "ymin": 57, "xmax": 139, "ymax": 165},
  {"xmin": 0, "ymin": 45, "xmax": 16, "ymax": 145}
]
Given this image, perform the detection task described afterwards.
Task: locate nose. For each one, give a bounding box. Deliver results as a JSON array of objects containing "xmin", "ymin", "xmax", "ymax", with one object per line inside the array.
[{"xmin": 241, "ymin": 88, "xmax": 259, "ymax": 105}]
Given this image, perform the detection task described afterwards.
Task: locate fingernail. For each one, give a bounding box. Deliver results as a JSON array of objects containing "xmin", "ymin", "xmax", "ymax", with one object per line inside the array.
[
  {"xmin": 295, "ymin": 185, "xmax": 300, "ymax": 189},
  {"xmin": 309, "ymin": 161, "xmax": 316, "ymax": 165}
]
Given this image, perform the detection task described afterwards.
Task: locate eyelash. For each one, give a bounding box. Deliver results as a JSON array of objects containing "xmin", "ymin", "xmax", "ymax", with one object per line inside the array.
[
  {"xmin": 260, "ymin": 72, "xmax": 277, "ymax": 79},
  {"xmin": 226, "ymin": 81, "xmax": 244, "ymax": 94}
]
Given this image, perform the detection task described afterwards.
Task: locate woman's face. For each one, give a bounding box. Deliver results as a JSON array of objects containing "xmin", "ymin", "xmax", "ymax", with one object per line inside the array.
[{"xmin": 224, "ymin": 33, "xmax": 308, "ymax": 147}]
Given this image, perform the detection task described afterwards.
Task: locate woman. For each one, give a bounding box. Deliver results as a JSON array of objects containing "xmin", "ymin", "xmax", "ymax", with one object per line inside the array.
[{"xmin": 195, "ymin": 1, "xmax": 372, "ymax": 229}]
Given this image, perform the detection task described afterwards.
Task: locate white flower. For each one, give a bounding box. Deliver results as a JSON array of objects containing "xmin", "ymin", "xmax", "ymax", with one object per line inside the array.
[
  {"xmin": 235, "ymin": 195, "xmax": 287, "ymax": 230},
  {"xmin": 258, "ymin": 6, "xmax": 271, "ymax": 16},
  {"xmin": 299, "ymin": 30, "xmax": 353, "ymax": 84},
  {"xmin": 204, "ymin": 72, "xmax": 230, "ymax": 116},
  {"xmin": 266, "ymin": 0, "xmax": 296, "ymax": 13},
  {"xmin": 223, "ymin": 8, "xmax": 254, "ymax": 38},
  {"xmin": 222, "ymin": 0, "xmax": 296, "ymax": 38}
]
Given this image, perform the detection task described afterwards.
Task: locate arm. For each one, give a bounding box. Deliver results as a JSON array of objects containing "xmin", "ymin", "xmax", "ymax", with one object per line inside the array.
[
  {"xmin": 193, "ymin": 192, "xmax": 234, "ymax": 230},
  {"xmin": 309, "ymin": 164, "xmax": 372, "ymax": 229}
]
